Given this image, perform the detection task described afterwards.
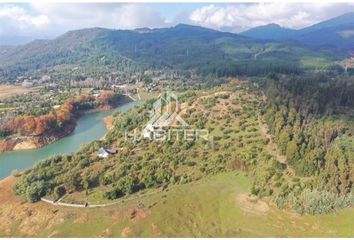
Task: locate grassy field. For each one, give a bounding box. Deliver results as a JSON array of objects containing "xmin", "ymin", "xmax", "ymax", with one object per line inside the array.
[
  {"xmin": 1, "ymin": 172, "xmax": 354, "ymax": 237},
  {"xmin": 45, "ymin": 172, "xmax": 354, "ymax": 237},
  {"xmin": 0, "ymin": 85, "xmax": 36, "ymax": 100}
]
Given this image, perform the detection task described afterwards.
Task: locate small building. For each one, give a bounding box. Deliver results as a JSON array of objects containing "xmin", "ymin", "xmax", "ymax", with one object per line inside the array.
[
  {"xmin": 41, "ymin": 75, "xmax": 51, "ymax": 81},
  {"xmin": 97, "ymin": 147, "xmax": 117, "ymax": 158},
  {"xmin": 22, "ymin": 80, "xmax": 33, "ymax": 88}
]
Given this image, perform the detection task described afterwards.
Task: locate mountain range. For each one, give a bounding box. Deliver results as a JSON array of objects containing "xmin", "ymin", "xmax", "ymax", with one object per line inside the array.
[
  {"xmin": 241, "ymin": 12, "xmax": 354, "ymax": 51},
  {"xmin": 0, "ymin": 12, "xmax": 353, "ymax": 82}
]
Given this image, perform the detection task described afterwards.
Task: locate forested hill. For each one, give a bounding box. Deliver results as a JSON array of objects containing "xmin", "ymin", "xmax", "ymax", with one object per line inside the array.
[
  {"xmin": 0, "ymin": 24, "xmax": 341, "ymax": 82},
  {"xmin": 262, "ymin": 74, "xmax": 354, "ymax": 209}
]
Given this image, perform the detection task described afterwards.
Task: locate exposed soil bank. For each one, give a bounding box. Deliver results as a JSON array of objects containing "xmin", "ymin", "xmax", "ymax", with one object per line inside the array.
[
  {"xmin": 102, "ymin": 116, "xmax": 113, "ymax": 130},
  {"xmin": 0, "ymin": 120, "xmax": 77, "ymax": 153}
]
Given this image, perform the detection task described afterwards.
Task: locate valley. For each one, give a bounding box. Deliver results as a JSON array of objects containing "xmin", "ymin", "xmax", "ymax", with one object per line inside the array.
[
  {"xmin": 0, "ymin": 9, "xmax": 354, "ymax": 238},
  {"xmin": 0, "ymin": 77, "xmax": 352, "ymax": 237}
]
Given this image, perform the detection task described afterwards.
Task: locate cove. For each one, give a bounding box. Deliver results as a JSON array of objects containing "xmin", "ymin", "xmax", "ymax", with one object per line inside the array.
[{"xmin": 0, "ymin": 101, "xmax": 141, "ymax": 180}]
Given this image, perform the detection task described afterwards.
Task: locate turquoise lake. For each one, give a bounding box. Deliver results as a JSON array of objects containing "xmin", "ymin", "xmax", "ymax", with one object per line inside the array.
[{"xmin": 0, "ymin": 101, "xmax": 140, "ymax": 180}]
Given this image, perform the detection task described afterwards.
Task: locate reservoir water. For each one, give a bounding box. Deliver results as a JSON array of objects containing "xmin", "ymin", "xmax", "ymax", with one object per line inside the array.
[{"xmin": 0, "ymin": 101, "xmax": 140, "ymax": 180}]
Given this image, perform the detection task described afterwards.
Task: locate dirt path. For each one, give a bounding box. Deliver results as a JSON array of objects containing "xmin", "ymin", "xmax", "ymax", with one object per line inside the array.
[
  {"xmin": 41, "ymin": 188, "xmax": 163, "ymax": 209},
  {"xmin": 254, "ymin": 48, "xmax": 267, "ymax": 60}
]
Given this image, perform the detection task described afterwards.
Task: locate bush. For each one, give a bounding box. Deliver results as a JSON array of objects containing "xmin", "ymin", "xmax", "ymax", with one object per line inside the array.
[
  {"xmin": 13, "ymin": 179, "xmax": 27, "ymax": 195},
  {"xmin": 298, "ymin": 189, "xmax": 354, "ymax": 215},
  {"xmin": 99, "ymin": 174, "xmax": 113, "ymax": 186},
  {"xmin": 186, "ymin": 161, "xmax": 196, "ymax": 167},
  {"xmin": 105, "ymin": 187, "xmax": 124, "ymax": 200},
  {"xmin": 251, "ymin": 185, "xmax": 260, "ymax": 195},
  {"xmin": 274, "ymin": 189, "xmax": 354, "ymax": 215}
]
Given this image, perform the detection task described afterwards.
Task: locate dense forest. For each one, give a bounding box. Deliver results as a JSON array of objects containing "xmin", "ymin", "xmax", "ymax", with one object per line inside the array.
[
  {"xmin": 262, "ymin": 73, "xmax": 354, "ymax": 214},
  {"xmin": 0, "ymin": 24, "xmax": 342, "ymax": 83}
]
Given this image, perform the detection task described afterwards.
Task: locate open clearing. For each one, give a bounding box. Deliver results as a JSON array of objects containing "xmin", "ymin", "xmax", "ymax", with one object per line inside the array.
[
  {"xmin": 0, "ymin": 85, "xmax": 36, "ymax": 100},
  {"xmin": 1, "ymin": 172, "xmax": 354, "ymax": 237}
]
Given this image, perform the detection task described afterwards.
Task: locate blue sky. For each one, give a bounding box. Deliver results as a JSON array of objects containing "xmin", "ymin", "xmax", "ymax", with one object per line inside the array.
[{"xmin": 1, "ymin": 2, "xmax": 354, "ymax": 41}]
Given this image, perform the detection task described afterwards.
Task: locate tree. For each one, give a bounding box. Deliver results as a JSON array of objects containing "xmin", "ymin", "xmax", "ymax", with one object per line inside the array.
[
  {"xmin": 155, "ymin": 167, "xmax": 171, "ymax": 184},
  {"xmin": 64, "ymin": 171, "xmax": 82, "ymax": 192},
  {"xmin": 286, "ymin": 140, "xmax": 299, "ymax": 164},
  {"xmin": 54, "ymin": 186, "xmax": 66, "ymax": 200},
  {"xmin": 97, "ymin": 91, "xmax": 115, "ymax": 103},
  {"xmin": 83, "ymin": 177, "xmax": 90, "ymax": 196},
  {"xmin": 116, "ymin": 176, "xmax": 137, "ymax": 194},
  {"xmin": 277, "ymin": 129, "xmax": 290, "ymax": 154},
  {"xmin": 26, "ymin": 181, "xmax": 48, "ymax": 203},
  {"xmin": 140, "ymin": 168, "xmax": 156, "ymax": 188},
  {"xmin": 324, "ymin": 142, "xmax": 352, "ymax": 194}
]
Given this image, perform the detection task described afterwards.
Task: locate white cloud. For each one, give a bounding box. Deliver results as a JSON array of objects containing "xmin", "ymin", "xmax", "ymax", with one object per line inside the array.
[
  {"xmin": 1, "ymin": 2, "xmax": 354, "ymax": 41},
  {"xmin": 0, "ymin": 5, "xmax": 50, "ymax": 36},
  {"xmin": 189, "ymin": 3, "xmax": 354, "ymax": 32},
  {"xmin": 31, "ymin": 3, "xmax": 168, "ymax": 31},
  {"xmin": 0, "ymin": 3, "xmax": 168, "ymax": 38}
]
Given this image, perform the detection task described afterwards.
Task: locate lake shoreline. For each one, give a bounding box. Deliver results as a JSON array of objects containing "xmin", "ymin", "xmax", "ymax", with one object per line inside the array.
[
  {"xmin": 0, "ymin": 95, "xmax": 132, "ymax": 154},
  {"xmin": 0, "ymin": 100, "xmax": 141, "ymax": 180}
]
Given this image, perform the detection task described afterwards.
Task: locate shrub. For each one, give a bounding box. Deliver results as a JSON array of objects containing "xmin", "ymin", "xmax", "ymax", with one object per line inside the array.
[
  {"xmin": 99, "ymin": 174, "xmax": 113, "ymax": 186},
  {"xmin": 251, "ymin": 185, "xmax": 260, "ymax": 195},
  {"xmin": 297, "ymin": 189, "xmax": 354, "ymax": 215},
  {"xmin": 13, "ymin": 179, "xmax": 27, "ymax": 195},
  {"xmin": 105, "ymin": 187, "xmax": 124, "ymax": 200},
  {"xmin": 275, "ymin": 189, "xmax": 354, "ymax": 215},
  {"xmin": 186, "ymin": 161, "xmax": 197, "ymax": 167}
]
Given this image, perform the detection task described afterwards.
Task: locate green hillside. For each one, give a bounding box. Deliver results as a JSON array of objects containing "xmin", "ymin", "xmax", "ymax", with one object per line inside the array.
[{"xmin": 0, "ymin": 25, "xmax": 339, "ymax": 82}]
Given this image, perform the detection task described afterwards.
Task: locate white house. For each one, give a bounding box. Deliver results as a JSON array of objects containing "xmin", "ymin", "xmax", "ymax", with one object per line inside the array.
[{"xmin": 97, "ymin": 148, "xmax": 117, "ymax": 158}]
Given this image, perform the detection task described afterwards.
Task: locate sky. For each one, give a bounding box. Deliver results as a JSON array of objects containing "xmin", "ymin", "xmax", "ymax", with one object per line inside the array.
[{"xmin": 1, "ymin": 2, "xmax": 354, "ymax": 41}]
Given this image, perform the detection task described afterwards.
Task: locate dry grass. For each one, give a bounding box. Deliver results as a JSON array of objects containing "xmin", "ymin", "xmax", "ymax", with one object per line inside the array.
[
  {"xmin": 0, "ymin": 85, "xmax": 36, "ymax": 100},
  {"xmin": 1, "ymin": 173, "xmax": 354, "ymax": 237}
]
